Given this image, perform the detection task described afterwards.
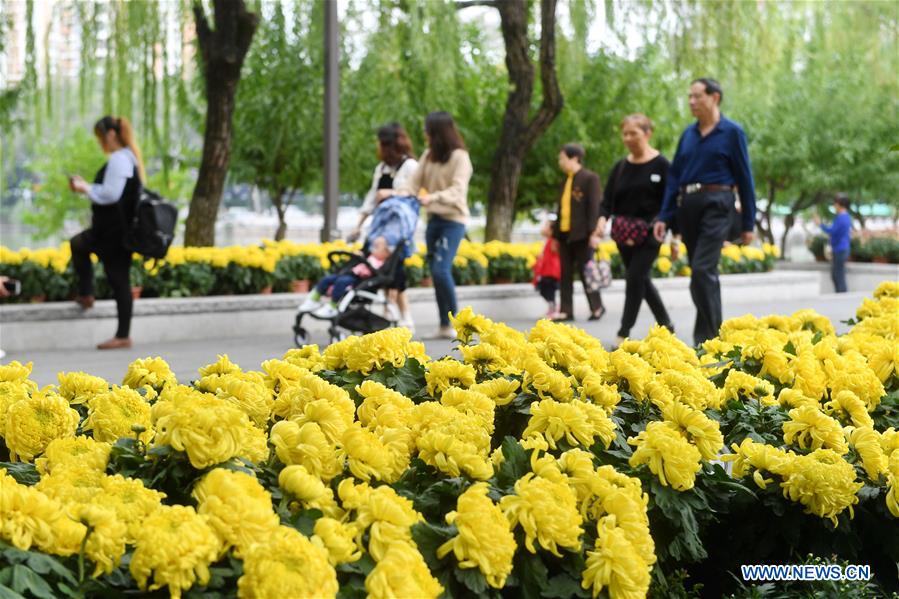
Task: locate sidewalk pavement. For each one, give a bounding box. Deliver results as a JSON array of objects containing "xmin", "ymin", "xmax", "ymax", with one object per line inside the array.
[{"xmin": 2, "ymin": 289, "xmax": 871, "ymax": 388}]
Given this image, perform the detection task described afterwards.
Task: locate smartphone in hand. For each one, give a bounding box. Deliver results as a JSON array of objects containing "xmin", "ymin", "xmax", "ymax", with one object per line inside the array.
[{"xmin": 2, "ymin": 278, "xmax": 21, "ymax": 296}]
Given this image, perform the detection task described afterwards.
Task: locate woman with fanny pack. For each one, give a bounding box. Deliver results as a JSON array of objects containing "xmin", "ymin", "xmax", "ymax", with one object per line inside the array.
[{"xmin": 597, "ymin": 114, "xmax": 673, "ymax": 346}]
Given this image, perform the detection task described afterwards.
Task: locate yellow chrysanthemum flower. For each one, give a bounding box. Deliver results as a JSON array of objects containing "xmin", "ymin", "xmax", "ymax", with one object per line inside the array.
[
  {"xmin": 659, "ymin": 401, "xmax": 723, "ymax": 460},
  {"xmin": 425, "ymin": 358, "xmax": 477, "ymax": 397},
  {"xmin": 365, "ymin": 543, "xmax": 443, "ymax": 599},
  {"xmin": 582, "ymin": 517, "xmax": 652, "ymax": 599},
  {"xmin": 130, "ymin": 505, "xmax": 221, "ymax": 598},
  {"xmin": 628, "ymin": 421, "xmax": 702, "ymax": 491},
  {"xmin": 268, "ymin": 420, "xmax": 342, "ymax": 482},
  {"xmin": 197, "ymin": 354, "xmax": 242, "ymax": 377},
  {"xmin": 469, "ymin": 377, "xmax": 521, "ymax": 406},
  {"xmin": 782, "ymin": 405, "xmax": 848, "ymax": 454},
  {"xmin": 450, "ymin": 306, "xmax": 491, "ymax": 344},
  {"xmin": 500, "ymin": 473, "xmax": 583, "ymax": 557},
  {"xmin": 193, "ymin": 468, "xmax": 280, "ymax": 553},
  {"xmin": 56, "ymin": 371, "xmax": 109, "ymax": 405},
  {"xmin": 238, "ymin": 525, "xmax": 338, "ymax": 599},
  {"xmin": 84, "ymin": 386, "xmax": 153, "ymax": 444},
  {"xmin": 34, "ymin": 436, "xmax": 111, "ymax": 475},
  {"xmin": 122, "ymin": 357, "xmax": 177, "ymax": 391},
  {"xmin": 437, "ymin": 482, "xmax": 516, "ymax": 588},
  {"xmin": 313, "ymin": 517, "xmax": 362, "ymax": 565},
  {"xmin": 152, "ymin": 391, "xmax": 268, "ymax": 469},
  {"xmin": 4, "ymin": 391, "xmax": 80, "ymax": 462},
  {"xmin": 523, "ymin": 398, "xmax": 615, "ymax": 451},
  {"xmin": 278, "ymin": 464, "xmax": 341, "ymax": 517}
]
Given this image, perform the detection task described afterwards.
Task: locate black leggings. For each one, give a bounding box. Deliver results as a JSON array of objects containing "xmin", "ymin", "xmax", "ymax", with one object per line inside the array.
[
  {"xmin": 617, "ymin": 238, "xmax": 671, "ymax": 338},
  {"xmin": 70, "ymin": 230, "xmax": 133, "ymax": 338}
]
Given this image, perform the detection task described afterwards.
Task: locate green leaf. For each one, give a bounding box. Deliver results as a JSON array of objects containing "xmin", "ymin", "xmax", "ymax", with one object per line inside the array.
[
  {"xmin": 411, "ymin": 521, "xmax": 456, "ymax": 572},
  {"xmin": 0, "ymin": 584, "xmax": 25, "ymax": 599},
  {"xmin": 493, "ymin": 437, "xmax": 528, "ymax": 490},
  {"xmin": 514, "ymin": 551, "xmax": 548, "ymax": 599},
  {"xmin": 23, "ymin": 553, "xmax": 77, "ymax": 585},
  {"xmin": 543, "ymin": 573, "xmax": 588, "ymax": 598},
  {"xmin": 10, "ymin": 565, "xmax": 55, "ymax": 599},
  {"xmin": 0, "ymin": 463, "xmax": 39, "ymax": 486},
  {"xmin": 454, "ymin": 566, "xmax": 489, "ymax": 595}
]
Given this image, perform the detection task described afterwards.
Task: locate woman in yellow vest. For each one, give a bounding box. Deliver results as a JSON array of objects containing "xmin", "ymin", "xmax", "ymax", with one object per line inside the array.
[{"xmin": 551, "ymin": 143, "xmax": 604, "ymax": 322}]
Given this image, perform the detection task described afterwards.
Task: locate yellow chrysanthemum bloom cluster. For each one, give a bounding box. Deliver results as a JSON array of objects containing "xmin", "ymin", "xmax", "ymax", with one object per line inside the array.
[
  {"xmin": 193, "ymin": 468, "xmax": 280, "ymax": 554},
  {"xmin": 152, "ymin": 385, "xmax": 268, "ymax": 468},
  {"xmin": 322, "ymin": 327, "xmax": 429, "ymax": 374},
  {"xmin": 437, "ymin": 482, "xmax": 517, "ymax": 588},
  {"xmin": 726, "ymin": 438, "xmax": 863, "ymax": 525},
  {"xmin": 628, "ymin": 421, "xmax": 703, "ymax": 491}
]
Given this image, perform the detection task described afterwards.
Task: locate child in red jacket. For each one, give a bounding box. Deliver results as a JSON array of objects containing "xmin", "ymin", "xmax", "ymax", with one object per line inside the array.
[{"xmin": 533, "ymin": 220, "xmax": 561, "ymax": 317}]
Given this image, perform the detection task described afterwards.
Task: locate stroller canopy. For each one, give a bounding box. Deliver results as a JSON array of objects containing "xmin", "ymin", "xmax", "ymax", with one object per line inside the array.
[{"xmin": 366, "ymin": 195, "xmax": 419, "ymax": 257}]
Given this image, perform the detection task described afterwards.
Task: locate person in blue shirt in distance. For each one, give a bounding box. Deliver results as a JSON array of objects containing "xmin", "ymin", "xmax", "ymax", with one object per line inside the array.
[
  {"xmin": 814, "ymin": 194, "xmax": 853, "ymax": 293},
  {"xmin": 651, "ymin": 78, "xmax": 757, "ymax": 346}
]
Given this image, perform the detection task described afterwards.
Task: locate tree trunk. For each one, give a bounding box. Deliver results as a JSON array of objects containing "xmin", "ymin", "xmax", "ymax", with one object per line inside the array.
[
  {"xmin": 272, "ymin": 187, "xmax": 288, "ymax": 241},
  {"xmin": 483, "ymin": 0, "xmax": 562, "ymax": 241},
  {"xmin": 184, "ymin": 0, "xmax": 258, "ymax": 247}
]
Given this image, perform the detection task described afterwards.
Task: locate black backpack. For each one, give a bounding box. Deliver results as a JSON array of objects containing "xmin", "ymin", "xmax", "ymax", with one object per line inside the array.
[{"xmin": 123, "ymin": 188, "xmax": 178, "ymax": 259}]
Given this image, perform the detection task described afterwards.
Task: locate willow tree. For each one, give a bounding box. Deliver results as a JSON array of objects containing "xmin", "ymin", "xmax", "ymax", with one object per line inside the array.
[
  {"xmin": 184, "ymin": 0, "xmax": 258, "ymax": 247},
  {"xmin": 230, "ymin": 0, "xmax": 323, "ymax": 240}
]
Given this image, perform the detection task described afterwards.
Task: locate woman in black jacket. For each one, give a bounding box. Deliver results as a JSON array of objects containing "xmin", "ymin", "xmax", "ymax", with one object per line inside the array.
[
  {"xmin": 597, "ymin": 114, "xmax": 674, "ymax": 346},
  {"xmin": 69, "ymin": 115, "xmax": 145, "ymax": 350}
]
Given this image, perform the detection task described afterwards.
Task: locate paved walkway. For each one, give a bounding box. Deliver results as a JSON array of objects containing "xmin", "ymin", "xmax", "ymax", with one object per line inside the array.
[{"xmin": 2, "ymin": 289, "xmax": 870, "ymax": 388}]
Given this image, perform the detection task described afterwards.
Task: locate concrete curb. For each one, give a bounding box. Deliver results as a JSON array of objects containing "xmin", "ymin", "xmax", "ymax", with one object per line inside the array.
[
  {"xmin": 1, "ymin": 272, "xmax": 819, "ymax": 351},
  {"xmin": 775, "ymin": 262, "xmax": 898, "ymax": 294}
]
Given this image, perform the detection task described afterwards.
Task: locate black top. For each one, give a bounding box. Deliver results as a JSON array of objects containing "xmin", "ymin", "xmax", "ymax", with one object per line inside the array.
[
  {"xmin": 600, "ymin": 154, "xmax": 669, "ymax": 222},
  {"xmin": 551, "ymin": 168, "xmax": 602, "ymax": 243},
  {"xmin": 90, "ymin": 163, "xmax": 141, "ymax": 246}
]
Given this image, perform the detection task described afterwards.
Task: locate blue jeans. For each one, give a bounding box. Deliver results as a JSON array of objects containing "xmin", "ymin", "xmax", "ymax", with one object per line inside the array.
[
  {"xmin": 426, "ymin": 216, "xmax": 466, "ymax": 326},
  {"xmin": 316, "ymin": 274, "xmax": 357, "ymax": 301},
  {"xmin": 832, "ymin": 249, "xmax": 849, "ymax": 293}
]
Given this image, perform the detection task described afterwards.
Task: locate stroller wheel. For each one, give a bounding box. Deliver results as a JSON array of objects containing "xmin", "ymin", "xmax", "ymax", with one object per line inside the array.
[{"xmin": 294, "ymin": 327, "xmax": 310, "ymax": 347}]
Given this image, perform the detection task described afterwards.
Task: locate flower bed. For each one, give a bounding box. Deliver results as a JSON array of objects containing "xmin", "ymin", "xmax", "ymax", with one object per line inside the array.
[
  {"xmin": 1, "ymin": 282, "xmax": 897, "ymax": 597},
  {"xmin": 808, "ymin": 234, "xmax": 899, "ymax": 263},
  {"xmin": 0, "ymin": 240, "xmax": 779, "ymax": 303}
]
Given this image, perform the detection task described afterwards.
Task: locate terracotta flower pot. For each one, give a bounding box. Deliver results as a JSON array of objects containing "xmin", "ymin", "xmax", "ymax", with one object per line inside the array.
[
  {"xmin": 420, "ymin": 277, "xmax": 433, "ymax": 288},
  {"xmin": 131, "ymin": 286, "xmax": 143, "ymax": 300},
  {"xmin": 260, "ymin": 285, "xmax": 273, "ymax": 294},
  {"xmin": 492, "ymin": 277, "xmax": 513, "ymax": 285},
  {"xmin": 291, "ymin": 279, "xmax": 311, "ymax": 293},
  {"xmin": 872, "ymin": 257, "xmax": 889, "ymax": 264},
  {"xmin": 29, "ymin": 294, "xmax": 47, "ymax": 303}
]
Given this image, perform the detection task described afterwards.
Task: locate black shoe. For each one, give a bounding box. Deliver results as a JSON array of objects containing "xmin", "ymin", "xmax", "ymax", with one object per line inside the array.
[
  {"xmin": 664, "ymin": 323, "xmax": 675, "ymax": 334},
  {"xmin": 588, "ymin": 306, "xmax": 606, "ymax": 321}
]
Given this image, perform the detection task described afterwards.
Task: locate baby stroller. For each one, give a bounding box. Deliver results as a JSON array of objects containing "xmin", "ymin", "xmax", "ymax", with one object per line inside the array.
[{"xmin": 293, "ymin": 195, "xmax": 419, "ymax": 346}]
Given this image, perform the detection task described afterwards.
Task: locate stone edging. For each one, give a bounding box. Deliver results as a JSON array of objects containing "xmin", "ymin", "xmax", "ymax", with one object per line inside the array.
[{"xmin": 1, "ymin": 272, "xmax": 810, "ymax": 324}]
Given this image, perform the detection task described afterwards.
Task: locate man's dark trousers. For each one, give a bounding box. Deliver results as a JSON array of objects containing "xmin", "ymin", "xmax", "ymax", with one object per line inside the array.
[{"xmin": 677, "ymin": 191, "xmax": 734, "ymax": 346}]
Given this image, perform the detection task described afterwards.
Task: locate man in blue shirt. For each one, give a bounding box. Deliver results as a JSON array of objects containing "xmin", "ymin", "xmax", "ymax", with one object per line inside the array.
[
  {"xmin": 652, "ymin": 78, "xmax": 757, "ymax": 345},
  {"xmin": 815, "ymin": 194, "xmax": 852, "ymax": 293}
]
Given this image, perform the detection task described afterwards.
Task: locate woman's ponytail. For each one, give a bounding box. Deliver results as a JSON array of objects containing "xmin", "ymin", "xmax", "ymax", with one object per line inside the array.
[{"xmin": 115, "ymin": 117, "xmax": 146, "ymax": 182}]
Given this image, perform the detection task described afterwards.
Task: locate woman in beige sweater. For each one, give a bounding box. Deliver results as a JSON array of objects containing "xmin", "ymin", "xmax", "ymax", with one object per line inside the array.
[{"xmin": 401, "ymin": 111, "xmax": 473, "ymax": 339}]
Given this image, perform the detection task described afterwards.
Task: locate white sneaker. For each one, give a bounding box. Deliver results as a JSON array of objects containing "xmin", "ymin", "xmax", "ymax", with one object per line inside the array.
[
  {"xmin": 429, "ymin": 326, "xmax": 455, "ymax": 340},
  {"xmin": 298, "ymin": 297, "xmax": 322, "ymax": 313},
  {"xmin": 313, "ymin": 304, "xmax": 339, "ymax": 319},
  {"xmin": 399, "ymin": 317, "xmax": 416, "ymax": 335}
]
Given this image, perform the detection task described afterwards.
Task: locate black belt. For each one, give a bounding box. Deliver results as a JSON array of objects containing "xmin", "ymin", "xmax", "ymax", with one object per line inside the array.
[{"xmin": 680, "ymin": 183, "xmax": 735, "ymax": 195}]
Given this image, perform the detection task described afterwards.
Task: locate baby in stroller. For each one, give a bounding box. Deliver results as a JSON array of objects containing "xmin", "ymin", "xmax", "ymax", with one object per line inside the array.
[
  {"xmin": 298, "ymin": 236, "xmax": 393, "ymax": 319},
  {"xmin": 293, "ymin": 195, "xmax": 420, "ymax": 346}
]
